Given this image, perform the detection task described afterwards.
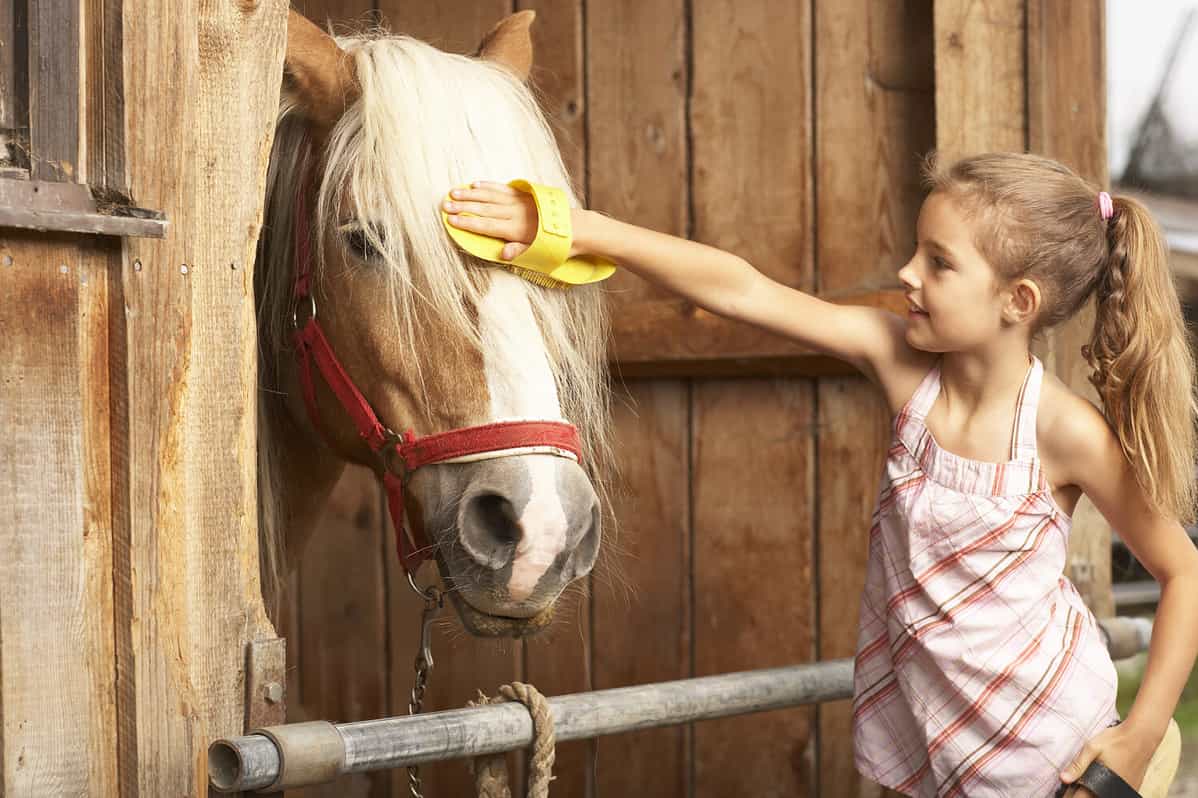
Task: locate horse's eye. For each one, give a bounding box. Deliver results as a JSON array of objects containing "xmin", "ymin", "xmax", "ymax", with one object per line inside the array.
[{"xmin": 342, "ymin": 225, "xmax": 383, "ymax": 262}]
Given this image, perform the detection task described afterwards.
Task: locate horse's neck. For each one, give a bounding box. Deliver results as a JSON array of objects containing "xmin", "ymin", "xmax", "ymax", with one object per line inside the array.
[{"xmin": 260, "ymin": 390, "xmax": 348, "ymax": 572}]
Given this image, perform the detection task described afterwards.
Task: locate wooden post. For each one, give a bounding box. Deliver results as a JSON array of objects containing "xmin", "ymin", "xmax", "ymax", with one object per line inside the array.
[{"xmin": 110, "ymin": 0, "xmax": 287, "ymax": 793}]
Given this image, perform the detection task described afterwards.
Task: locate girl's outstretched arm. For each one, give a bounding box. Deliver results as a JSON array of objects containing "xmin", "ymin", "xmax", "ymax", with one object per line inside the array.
[
  {"xmin": 1049, "ymin": 400, "xmax": 1198, "ymax": 794},
  {"xmin": 444, "ymin": 182, "xmax": 906, "ymax": 382}
]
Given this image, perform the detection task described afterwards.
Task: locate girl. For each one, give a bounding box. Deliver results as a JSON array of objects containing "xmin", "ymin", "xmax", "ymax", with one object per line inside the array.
[{"xmin": 443, "ymin": 152, "xmax": 1198, "ymax": 797}]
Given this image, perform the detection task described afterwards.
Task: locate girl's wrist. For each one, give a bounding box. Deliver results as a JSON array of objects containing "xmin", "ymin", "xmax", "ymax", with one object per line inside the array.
[
  {"xmin": 1121, "ymin": 708, "xmax": 1170, "ymax": 747},
  {"xmin": 569, "ymin": 208, "xmax": 595, "ymax": 259}
]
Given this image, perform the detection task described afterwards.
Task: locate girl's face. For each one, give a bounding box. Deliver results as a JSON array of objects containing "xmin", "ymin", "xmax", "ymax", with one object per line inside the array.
[{"xmin": 897, "ymin": 191, "xmax": 1009, "ymax": 353}]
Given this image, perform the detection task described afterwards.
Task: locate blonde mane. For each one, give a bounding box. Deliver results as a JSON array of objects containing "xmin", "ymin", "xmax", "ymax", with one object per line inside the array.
[{"xmin": 256, "ymin": 31, "xmax": 614, "ymax": 611}]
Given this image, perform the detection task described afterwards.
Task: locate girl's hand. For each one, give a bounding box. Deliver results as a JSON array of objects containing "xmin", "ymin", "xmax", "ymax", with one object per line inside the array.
[
  {"xmin": 443, "ymin": 182, "xmax": 537, "ymax": 261},
  {"xmin": 1059, "ymin": 723, "xmax": 1158, "ymax": 796}
]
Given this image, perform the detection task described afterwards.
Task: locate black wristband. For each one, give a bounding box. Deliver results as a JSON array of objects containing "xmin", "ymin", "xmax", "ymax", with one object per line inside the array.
[{"xmin": 1074, "ymin": 760, "xmax": 1141, "ymax": 798}]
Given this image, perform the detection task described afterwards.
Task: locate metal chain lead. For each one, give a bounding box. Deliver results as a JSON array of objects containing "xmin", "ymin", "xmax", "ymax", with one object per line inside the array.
[{"xmin": 406, "ymin": 574, "xmax": 443, "ymax": 798}]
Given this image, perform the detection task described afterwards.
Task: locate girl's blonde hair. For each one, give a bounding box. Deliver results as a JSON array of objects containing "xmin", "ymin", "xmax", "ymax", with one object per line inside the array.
[{"xmin": 925, "ymin": 152, "xmax": 1197, "ymax": 523}]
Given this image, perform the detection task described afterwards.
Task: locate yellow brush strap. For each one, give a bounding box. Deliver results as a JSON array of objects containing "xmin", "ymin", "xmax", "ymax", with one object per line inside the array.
[{"xmin": 507, "ymin": 180, "xmax": 572, "ymax": 272}]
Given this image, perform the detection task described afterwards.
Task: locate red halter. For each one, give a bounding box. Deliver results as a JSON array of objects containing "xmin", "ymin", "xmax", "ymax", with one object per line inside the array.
[{"xmin": 289, "ymin": 182, "xmax": 583, "ymax": 572}]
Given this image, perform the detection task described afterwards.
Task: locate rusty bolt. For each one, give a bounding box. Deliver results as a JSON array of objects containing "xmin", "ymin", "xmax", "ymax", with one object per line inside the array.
[{"xmin": 263, "ymin": 682, "xmax": 284, "ymax": 705}]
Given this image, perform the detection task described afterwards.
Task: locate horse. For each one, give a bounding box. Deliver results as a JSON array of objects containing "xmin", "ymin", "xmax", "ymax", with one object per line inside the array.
[{"xmin": 255, "ymin": 10, "xmax": 613, "ymax": 638}]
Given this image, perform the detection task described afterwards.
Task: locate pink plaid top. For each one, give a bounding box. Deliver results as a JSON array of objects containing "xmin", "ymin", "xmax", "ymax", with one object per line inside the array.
[{"xmin": 852, "ymin": 356, "xmax": 1118, "ymax": 797}]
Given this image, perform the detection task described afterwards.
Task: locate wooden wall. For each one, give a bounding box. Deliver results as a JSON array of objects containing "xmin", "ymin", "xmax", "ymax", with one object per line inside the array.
[
  {"xmin": 283, "ymin": 2, "xmax": 1107, "ymax": 798},
  {"xmin": 0, "ymin": 0, "xmax": 286, "ymax": 794}
]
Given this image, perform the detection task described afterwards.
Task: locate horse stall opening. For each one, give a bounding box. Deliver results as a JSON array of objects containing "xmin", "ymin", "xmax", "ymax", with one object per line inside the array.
[
  {"xmin": 0, "ymin": 1, "xmax": 1110, "ymax": 797},
  {"xmin": 275, "ymin": 2, "xmax": 1109, "ymax": 798}
]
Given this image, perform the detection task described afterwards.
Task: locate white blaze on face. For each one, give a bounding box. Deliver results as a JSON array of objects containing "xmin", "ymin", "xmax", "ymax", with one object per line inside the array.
[{"xmin": 476, "ymin": 273, "xmax": 569, "ymax": 601}]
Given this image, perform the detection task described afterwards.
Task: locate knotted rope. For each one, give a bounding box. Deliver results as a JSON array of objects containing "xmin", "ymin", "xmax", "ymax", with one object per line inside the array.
[{"xmin": 468, "ymin": 682, "xmax": 556, "ymax": 798}]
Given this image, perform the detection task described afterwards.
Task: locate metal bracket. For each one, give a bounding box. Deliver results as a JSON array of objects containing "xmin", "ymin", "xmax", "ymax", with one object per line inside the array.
[
  {"xmin": 246, "ymin": 637, "xmax": 287, "ymax": 731},
  {"xmin": 0, "ymin": 178, "xmax": 167, "ymax": 238}
]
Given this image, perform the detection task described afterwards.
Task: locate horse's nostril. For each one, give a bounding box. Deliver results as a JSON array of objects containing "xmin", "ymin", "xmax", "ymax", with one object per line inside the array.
[
  {"xmin": 459, "ymin": 491, "xmax": 524, "ymax": 569},
  {"xmin": 473, "ymin": 493, "xmax": 522, "ymax": 546}
]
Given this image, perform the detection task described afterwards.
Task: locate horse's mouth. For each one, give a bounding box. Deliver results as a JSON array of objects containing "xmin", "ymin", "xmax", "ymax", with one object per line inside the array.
[{"xmin": 446, "ymin": 588, "xmax": 556, "ymax": 638}]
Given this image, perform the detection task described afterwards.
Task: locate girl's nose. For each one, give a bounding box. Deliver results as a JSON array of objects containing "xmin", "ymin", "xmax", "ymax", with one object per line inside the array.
[{"xmin": 897, "ymin": 261, "xmax": 919, "ymax": 290}]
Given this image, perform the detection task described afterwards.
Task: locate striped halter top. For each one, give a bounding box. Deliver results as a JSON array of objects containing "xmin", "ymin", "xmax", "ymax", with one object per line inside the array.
[{"xmin": 852, "ymin": 355, "xmax": 1118, "ymax": 797}]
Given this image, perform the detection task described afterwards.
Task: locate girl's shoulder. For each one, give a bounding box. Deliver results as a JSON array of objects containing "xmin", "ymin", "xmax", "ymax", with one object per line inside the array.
[{"xmin": 1037, "ymin": 372, "xmax": 1116, "ymax": 487}]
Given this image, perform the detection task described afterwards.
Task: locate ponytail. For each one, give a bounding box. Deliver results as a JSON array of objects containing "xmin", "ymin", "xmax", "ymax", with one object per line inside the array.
[{"xmin": 1084, "ymin": 196, "xmax": 1197, "ymax": 523}]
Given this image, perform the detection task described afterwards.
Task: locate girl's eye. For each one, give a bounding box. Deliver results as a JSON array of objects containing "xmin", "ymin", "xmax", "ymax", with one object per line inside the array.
[
  {"xmin": 343, "ymin": 226, "xmax": 383, "ymax": 262},
  {"xmin": 933, "ymin": 256, "xmax": 951, "ymax": 271}
]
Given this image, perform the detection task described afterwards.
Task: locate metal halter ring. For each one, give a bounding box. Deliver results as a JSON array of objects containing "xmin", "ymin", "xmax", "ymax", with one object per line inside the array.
[
  {"xmin": 292, "ymin": 293, "xmax": 317, "ymax": 329},
  {"xmin": 406, "ymin": 570, "xmax": 443, "ymax": 605}
]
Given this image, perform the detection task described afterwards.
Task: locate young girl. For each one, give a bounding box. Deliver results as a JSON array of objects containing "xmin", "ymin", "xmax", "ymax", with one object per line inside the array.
[{"xmin": 443, "ymin": 152, "xmax": 1198, "ymax": 797}]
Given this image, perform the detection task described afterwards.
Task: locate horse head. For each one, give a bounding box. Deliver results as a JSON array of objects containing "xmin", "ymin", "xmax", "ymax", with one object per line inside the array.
[{"xmin": 256, "ymin": 11, "xmax": 612, "ymax": 637}]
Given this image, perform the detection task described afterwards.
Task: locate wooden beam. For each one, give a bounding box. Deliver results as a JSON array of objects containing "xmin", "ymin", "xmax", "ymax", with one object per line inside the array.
[{"xmin": 610, "ymin": 288, "xmax": 907, "ymax": 376}]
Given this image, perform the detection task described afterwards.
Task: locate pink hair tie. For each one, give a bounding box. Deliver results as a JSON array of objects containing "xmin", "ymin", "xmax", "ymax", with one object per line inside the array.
[{"xmin": 1097, "ymin": 191, "xmax": 1114, "ymax": 221}]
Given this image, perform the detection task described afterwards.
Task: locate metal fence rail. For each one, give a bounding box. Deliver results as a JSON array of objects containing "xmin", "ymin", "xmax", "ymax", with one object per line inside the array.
[
  {"xmin": 209, "ymin": 616, "xmax": 1156, "ymax": 793},
  {"xmin": 210, "ymin": 659, "xmax": 855, "ymax": 792}
]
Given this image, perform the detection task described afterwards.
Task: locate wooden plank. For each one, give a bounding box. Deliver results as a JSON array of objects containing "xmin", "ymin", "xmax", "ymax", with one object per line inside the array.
[
  {"xmin": 517, "ymin": 0, "xmax": 585, "ymax": 185},
  {"xmin": 28, "ymin": 0, "xmax": 79, "ymax": 180},
  {"xmin": 80, "ymin": 237, "xmax": 120, "ymax": 798},
  {"xmin": 112, "ymin": 1, "xmax": 286, "ymax": 793},
  {"xmin": 692, "ymin": 379, "xmax": 817, "ymax": 797},
  {"xmin": 816, "ymin": 379, "xmax": 898, "ymax": 798},
  {"xmin": 933, "ymin": 0, "xmax": 1026, "ymax": 161},
  {"xmin": 593, "ymin": 380, "xmax": 691, "ymax": 797},
  {"xmin": 292, "ymin": 0, "xmax": 376, "ymax": 33},
  {"xmin": 815, "ymin": 0, "xmax": 934, "ymax": 295},
  {"xmin": 294, "ymin": 466, "xmax": 389, "ymax": 798},
  {"xmin": 83, "ymin": 0, "xmax": 127, "ymax": 190},
  {"xmin": 1026, "ymin": 0, "xmax": 1113, "ymax": 618},
  {"xmin": 376, "ymin": 0, "xmax": 512, "ymax": 54},
  {"xmin": 0, "ymin": 235, "xmax": 115, "ymax": 796},
  {"xmin": 588, "ymin": 0, "xmax": 688, "ymax": 314},
  {"xmin": 0, "ymin": 0, "xmax": 28, "ymax": 168},
  {"xmin": 686, "ymin": 3, "xmax": 815, "ymax": 792}
]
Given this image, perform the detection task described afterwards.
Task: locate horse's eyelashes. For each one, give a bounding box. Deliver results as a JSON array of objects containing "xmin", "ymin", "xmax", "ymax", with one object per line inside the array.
[{"xmin": 342, "ymin": 225, "xmax": 384, "ymax": 262}]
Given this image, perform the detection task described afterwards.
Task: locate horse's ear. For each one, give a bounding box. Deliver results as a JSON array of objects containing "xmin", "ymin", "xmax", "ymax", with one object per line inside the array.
[
  {"xmin": 285, "ymin": 10, "xmax": 359, "ymax": 130},
  {"xmin": 476, "ymin": 10, "xmax": 535, "ymax": 81}
]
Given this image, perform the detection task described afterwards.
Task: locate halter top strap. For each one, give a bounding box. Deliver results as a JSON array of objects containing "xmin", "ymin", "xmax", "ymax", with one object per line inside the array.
[{"xmin": 1008, "ymin": 356, "xmax": 1043, "ymax": 463}]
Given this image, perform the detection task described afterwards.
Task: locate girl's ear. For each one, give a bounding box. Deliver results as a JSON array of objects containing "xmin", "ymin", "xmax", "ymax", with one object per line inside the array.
[
  {"xmin": 476, "ymin": 10, "xmax": 536, "ymax": 81},
  {"xmin": 285, "ymin": 10, "xmax": 359, "ymax": 131},
  {"xmin": 1003, "ymin": 277, "xmax": 1042, "ymax": 325}
]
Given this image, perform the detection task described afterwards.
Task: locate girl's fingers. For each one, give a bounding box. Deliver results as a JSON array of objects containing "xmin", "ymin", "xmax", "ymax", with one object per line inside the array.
[
  {"xmin": 446, "ymin": 214, "xmax": 514, "ymax": 238},
  {"xmin": 501, "ymin": 243, "xmax": 530, "ymax": 261},
  {"xmin": 450, "ymin": 184, "xmax": 519, "ymax": 204},
  {"xmin": 442, "ymin": 199, "xmax": 510, "ymax": 218},
  {"xmin": 471, "ymin": 181, "xmax": 520, "ymax": 195}
]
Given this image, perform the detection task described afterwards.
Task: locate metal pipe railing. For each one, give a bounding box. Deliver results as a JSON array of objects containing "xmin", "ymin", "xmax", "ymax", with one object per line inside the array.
[
  {"xmin": 209, "ymin": 658, "xmax": 855, "ymax": 792},
  {"xmin": 209, "ymin": 615, "xmax": 1156, "ymax": 793}
]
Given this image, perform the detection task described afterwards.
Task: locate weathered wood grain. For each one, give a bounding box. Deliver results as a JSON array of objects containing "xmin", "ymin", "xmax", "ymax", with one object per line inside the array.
[
  {"xmin": 28, "ymin": 0, "xmax": 78, "ymax": 180},
  {"xmin": 516, "ymin": 0, "xmax": 586, "ymax": 190},
  {"xmin": 0, "ymin": 235, "xmax": 115, "ymax": 796},
  {"xmin": 594, "ymin": 380, "xmax": 691, "ymax": 796},
  {"xmin": 933, "ymin": 0, "xmax": 1026, "ymax": 161},
  {"xmin": 113, "ymin": 1, "xmax": 287, "ymax": 793},
  {"xmin": 377, "ymin": 0, "xmax": 512, "ymax": 54},
  {"xmin": 692, "ymin": 379, "xmax": 817, "ymax": 797}
]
